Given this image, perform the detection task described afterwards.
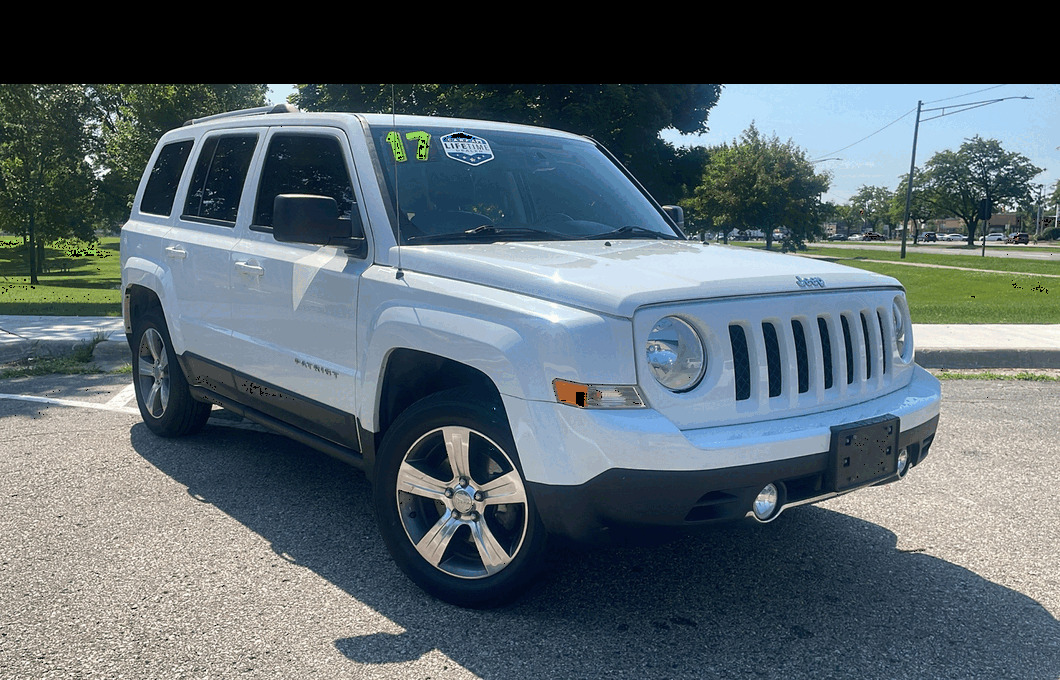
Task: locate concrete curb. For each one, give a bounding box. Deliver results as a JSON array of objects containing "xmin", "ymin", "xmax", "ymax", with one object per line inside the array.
[
  {"xmin": 0, "ymin": 338, "xmax": 130, "ymax": 372},
  {"xmin": 915, "ymin": 348, "xmax": 1060, "ymax": 370}
]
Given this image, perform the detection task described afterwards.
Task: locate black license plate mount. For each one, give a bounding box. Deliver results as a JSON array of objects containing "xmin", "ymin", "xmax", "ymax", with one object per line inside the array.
[{"xmin": 828, "ymin": 415, "xmax": 900, "ymax": 492}]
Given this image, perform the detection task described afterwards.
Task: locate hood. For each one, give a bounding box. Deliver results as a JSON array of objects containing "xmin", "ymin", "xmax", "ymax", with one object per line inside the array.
[{"xmin": 391, "ymin": 240, "xmax": 901, "ymax": 317}]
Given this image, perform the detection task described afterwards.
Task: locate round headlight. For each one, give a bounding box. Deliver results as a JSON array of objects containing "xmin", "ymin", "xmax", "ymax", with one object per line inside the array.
[
  {"xmin": 892, "ymin": 298, "xmax": 908, "ymax": 359},
  {"xmin": 645, "ymin": 316, "xmax": 705, "ymax": 392}
]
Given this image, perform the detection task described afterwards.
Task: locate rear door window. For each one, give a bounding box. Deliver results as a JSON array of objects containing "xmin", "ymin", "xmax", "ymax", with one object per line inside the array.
[{"xmin": 182, "ymin": 134, "xmax": 258, "ymax": 225}]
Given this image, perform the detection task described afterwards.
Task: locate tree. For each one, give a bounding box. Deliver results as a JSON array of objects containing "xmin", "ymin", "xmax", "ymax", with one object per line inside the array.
[
  {"xmin": 921, "ymin": 136, "xmax": 1042, "ymax": 244},
  {"xmin": 890, "ymin": 171, "xmax": 935, "ymax": 243},
  {"xmin": 292, "ymin": 84, "xmax": 722, "ymax": 203},
  {"xmin": 844, "ymin": 185, "xmax": 893, "ymax": 236},
  {"xmin": 686, "ymin": 123, "xmax": 830, "ymax": 251},
  {"xmin": 91, "ymin": 84, "xmax": 268, "ymax": 228},
  {"xmin": 0, "ymin": 84, "xmax": 98, "ymax": 284}
]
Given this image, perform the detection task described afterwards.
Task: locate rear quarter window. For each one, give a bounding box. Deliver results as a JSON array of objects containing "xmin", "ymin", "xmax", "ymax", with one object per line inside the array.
[{"xmin": 140, "ymin": 140, "xmax": 193, "ymax": 216}]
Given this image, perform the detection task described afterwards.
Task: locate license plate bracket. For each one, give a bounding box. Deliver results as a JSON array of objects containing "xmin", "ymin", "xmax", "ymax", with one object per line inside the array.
[{"xmin": 828, "ymin": 415, "xmax": 900, "ymax": 492}]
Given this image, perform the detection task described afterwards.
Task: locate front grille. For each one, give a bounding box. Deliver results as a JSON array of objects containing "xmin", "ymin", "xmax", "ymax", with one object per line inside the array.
[{"xmin": 727, "ymin": 305, "xmax": 892, "ymax": 403}]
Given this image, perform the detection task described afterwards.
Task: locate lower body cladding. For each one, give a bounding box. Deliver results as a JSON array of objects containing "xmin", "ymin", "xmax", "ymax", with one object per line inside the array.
[{"xmin": 506, "ymin": 366, "xmax": 941, "ymax": 543}]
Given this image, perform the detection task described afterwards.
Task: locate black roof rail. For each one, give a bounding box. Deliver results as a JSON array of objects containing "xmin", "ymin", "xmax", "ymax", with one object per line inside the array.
[{"xmin": 183, "ymin": 103, "xmax": 299, "ymax": 127}]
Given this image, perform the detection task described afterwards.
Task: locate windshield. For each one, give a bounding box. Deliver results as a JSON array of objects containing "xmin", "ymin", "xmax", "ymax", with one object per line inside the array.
[{"xmin": 369, "ymin": 123, "xmax": 679, "ymax": 245}]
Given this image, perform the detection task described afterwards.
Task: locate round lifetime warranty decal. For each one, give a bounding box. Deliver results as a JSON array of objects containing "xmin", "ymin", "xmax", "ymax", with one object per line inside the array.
[{"xmin": 441, "ymin": 132, "xmax": 494, "ymax": 166}]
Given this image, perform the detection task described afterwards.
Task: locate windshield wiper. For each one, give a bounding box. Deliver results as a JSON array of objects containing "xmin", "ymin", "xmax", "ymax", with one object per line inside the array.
[
  {"xmin": 582, "ymin": 225, "xmax": 679, "ymax": 240},
  {"xmin": 406, "ymin": 225, "xmax": 572, "ymax": 244}
]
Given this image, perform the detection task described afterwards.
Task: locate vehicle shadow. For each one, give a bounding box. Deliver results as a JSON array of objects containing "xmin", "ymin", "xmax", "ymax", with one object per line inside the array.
[{"xmin": 130, "ymin": 419, "xmax": 1060, "ymax": 680}]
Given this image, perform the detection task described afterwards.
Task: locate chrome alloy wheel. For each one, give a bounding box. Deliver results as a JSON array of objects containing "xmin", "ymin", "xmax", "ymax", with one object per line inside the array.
[
  {"xmin": 137, "ymin": 327, "xmax": 170, "ymax": 418},
  {"xmin": 395, "ymin": 425, "xmax": 529, "ymax": 579}
]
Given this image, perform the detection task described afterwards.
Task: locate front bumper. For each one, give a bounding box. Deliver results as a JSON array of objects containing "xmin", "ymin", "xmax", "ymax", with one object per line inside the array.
[
  {"xmin": 503, "ymin": 366, "xmax": 941, "ymax": 543},
  {"xmin": 528, "ymin": 414, "xmax": 937, "ymax": 543}
]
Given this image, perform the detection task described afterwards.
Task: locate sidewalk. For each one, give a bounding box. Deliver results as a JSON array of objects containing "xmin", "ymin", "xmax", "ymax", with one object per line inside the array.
[{"xmin": 3, "ymin": 315, "xmax": 1060, "ymax": 371}]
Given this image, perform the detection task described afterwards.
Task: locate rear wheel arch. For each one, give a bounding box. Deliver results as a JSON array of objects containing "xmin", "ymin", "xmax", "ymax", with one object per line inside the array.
[{"xmin": 124, "ymin": 284, "xmax": 164, "ymax": 344}]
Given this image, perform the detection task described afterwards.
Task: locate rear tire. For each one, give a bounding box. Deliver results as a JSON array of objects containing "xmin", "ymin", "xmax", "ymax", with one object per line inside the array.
[
  {"xmin": 131, "ymin": 310, "xmax": 211, "ymax": 437},
  {"xmin": 373, "ymin": 389, "xmax": 547, "ymax": 608}
]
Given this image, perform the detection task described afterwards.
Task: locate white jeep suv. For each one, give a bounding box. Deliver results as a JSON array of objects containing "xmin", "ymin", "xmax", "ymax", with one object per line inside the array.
[{"xmin": 120, "ymin": 104, "xmax": 941, "ymax": 607}]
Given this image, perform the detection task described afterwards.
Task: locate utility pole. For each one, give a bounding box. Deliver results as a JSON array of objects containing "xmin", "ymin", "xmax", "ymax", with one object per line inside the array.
[
  {"xmin": 899, "ymin": 94, "xmax": 1031, "ymax": 259},
  {"xmin": 899, "ymin": 101, "xmax": 922, "ymax": 259}
]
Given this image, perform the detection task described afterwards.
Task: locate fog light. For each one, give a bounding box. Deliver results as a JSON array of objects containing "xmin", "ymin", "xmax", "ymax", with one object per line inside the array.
[
  {"xmin": 897, "ymin": 447, "xmax": 909, "ymax": 476},
  {"xmin": 752, "ymin": 483, "xmax": 779, "ymax": 521}
]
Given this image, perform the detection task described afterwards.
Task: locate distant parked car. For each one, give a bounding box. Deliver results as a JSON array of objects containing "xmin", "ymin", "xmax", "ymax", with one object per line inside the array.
[
  {"xmin": 980, "ymin": 233, "xmax": 1005, "ymax": 243},
  {"xmin": 1008, "ymin": 232, "xmax": 1030, "ymax": 244},
  {"xmin": 923, "ymin": 232, "xmax": 937, "ymax": 242},
  {"xmin": 848, "ymin": 234, "xmax": 863, "ymax": 241},
  {"xmin": 943, "ymin": 233, "xmax": 965, "ymax": 242},
  {"xmin": 861, "ymin": 232, "xmax": 885, "ymax": 241},
  {"xmin": 828, "ymin": 234, "xmax": 847, "ymax": 241}
]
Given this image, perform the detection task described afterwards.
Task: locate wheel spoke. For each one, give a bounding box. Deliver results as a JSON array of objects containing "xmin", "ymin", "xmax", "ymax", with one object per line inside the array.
[
  {"xmin": 414, "ymin": 511, "xmax": 461, "ymax": 568},
  {"xmin": 441, "ymin": 426, "xmax": 472, "ymax": 481},
  {"xmin": 146, "ymin": 381, "xmax": 162, "ymax": 416},
  {"xmin": 146, "ymin": 329, "xmax": 163, "ymax": 362},
  {"xmin": 469, "ymin": 519, "xmax": 512, "ymax": 575},
  {"xmin": 397, "ymin": 461, "xmax": 449, "ymax": 500},
  {"xmin": 479, "ymin": 470, "xmax": 527, "ymax": 506},
  {"xmin": 139, "ymin": 358, "xmax": 155, "ymax": 377}
]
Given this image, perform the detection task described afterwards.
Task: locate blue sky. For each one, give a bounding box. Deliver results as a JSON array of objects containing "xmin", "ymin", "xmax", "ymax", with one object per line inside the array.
[{"xmin": 267, "ymin": 84, "xmax": 1058, "ymax": 208}]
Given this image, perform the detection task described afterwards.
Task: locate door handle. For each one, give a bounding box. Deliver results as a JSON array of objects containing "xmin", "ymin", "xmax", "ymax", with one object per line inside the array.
[
  {"xmin": 165, "ymin": 245, "xmax": 187, "ymax": 260},
  {"xmin": 234, "ymin": 260, "xmax": 265, "ymax": 276}
]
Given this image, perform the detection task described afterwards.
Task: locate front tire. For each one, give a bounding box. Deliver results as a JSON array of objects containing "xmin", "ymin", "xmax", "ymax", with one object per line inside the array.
[
  {"xmin": 373, "ymin": 389, "xmax": 547, "ymax": 608},
  {"xmin": 131, "ymin": 311, "xmax": 211, "ymax": 437}
]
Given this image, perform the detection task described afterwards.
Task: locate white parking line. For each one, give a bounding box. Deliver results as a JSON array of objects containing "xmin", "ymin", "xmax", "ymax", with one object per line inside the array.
[
  {"xmin": 106, "ymin": 382, "xmax": 137, "ymax": 408},
  {"xmin": 0, "ymin": 392, "xmax": 140, "ymax": 415}
]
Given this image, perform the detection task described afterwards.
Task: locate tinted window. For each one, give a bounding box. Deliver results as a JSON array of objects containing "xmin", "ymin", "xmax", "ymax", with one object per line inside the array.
[
  {"xmin": 182, "ymin": 134, "xmax": 257, "ymax": 224},
  {"xmin": 253, "ymin": 133, "xmax": 356, "ymax": 228},
  {"xmin": 140, "ymin": 141, "xmax": 193, "ymax": 216}
]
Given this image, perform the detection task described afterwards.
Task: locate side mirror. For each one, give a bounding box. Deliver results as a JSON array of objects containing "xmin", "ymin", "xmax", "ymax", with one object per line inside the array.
[
  {"xmin": 272, "ymin": 194, "xmax": 365, "ymax": 248},
  {"xmin": 662, "ymin": 205, "xmax": 685, "ymax": 230}
]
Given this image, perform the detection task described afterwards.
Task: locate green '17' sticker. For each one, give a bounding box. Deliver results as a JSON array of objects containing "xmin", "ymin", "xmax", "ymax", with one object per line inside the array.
[
  {"xmin": 385, "ymin": 131, "xmax": 407, "ymax": 162},
  {"xmin": 385, "ymin": 131, "xmax": 431, "ymax": 162},
  {"xmin": 406, "ymin": 131, "xmax": 430, "ymax": 160}
]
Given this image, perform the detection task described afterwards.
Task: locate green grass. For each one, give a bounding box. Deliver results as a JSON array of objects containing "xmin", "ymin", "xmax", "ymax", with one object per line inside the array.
[
  {"xmin": 837, "ymin": 260, "xmax": 1058, "ymax": 324},
  {"xmin": 726, "ymin": 241, "xmax": 1059, "ymax": 324},
  {"xmin": 933, "ymin": 370, "xmax": 1059, "ymax": 382},
  {"xmin": 0, "ymin": 235, "xmax": 121, "ymax": 316}
]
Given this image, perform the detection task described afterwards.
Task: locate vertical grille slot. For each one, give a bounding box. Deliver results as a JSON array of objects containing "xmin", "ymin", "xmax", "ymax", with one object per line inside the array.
[
  {"xmin": 729, "ymin": 324, "xmax": 751, "ymax": 401},
  {"xmin": 878, "ymin": 310, "xmax": 889, "ymax": 374},
  {"xmin": 841, "ymin": 315, "xmax": 854, "ymax": 385},
  {"xmin": 818, "ymin": 317, "xmax": 833, "ymax": 390},
  {"xmin": 860, "ymin": 312, "xmax": 873, "ymax": 380},
  {"xmin": 791, "ymin": 319, "xmax": 809, "ymax": 393},
  {"xmin": 762, "ymin": 322, "xmax": 782, "ymax": 397}
]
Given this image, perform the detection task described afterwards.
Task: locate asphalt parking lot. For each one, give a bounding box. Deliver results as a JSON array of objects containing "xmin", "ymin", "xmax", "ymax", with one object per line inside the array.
[{"xmin": 1, "ymin": 373, "xmax": 1058, "ymax": 679}]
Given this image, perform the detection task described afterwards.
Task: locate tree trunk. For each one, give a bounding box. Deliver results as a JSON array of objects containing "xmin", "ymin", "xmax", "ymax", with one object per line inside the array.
[{"xmin": 27, "ymin": 211, "xmax": 38, "ymax": 285}]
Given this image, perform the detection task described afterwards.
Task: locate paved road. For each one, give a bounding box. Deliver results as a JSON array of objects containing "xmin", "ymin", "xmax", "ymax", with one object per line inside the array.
[
  {"xmin": 1, "ymin": 374, "xmax": 1058, "ymax": 679},
  {"xmin": 812, "ymin": 241, "xmax": 1059, "ymax": 261}
]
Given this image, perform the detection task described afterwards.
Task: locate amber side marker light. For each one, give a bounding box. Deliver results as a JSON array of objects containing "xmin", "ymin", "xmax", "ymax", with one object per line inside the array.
[{"xmin": 552, "ymin": 379, "xmax": 646, "ymax": 409}]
